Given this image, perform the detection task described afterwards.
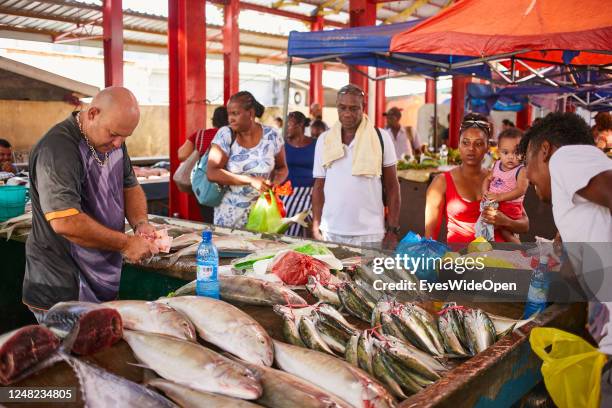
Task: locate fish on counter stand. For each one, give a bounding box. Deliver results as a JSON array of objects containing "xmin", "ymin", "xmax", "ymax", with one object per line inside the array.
[{"xmin": 0, "ymin": 207, "xmax": 596, "ymax": 408}]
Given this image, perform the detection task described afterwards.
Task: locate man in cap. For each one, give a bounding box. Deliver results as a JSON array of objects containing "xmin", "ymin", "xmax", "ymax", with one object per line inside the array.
[{"xmin": 384, "ymin": 107, "xmax": 413, "ymax": 159}]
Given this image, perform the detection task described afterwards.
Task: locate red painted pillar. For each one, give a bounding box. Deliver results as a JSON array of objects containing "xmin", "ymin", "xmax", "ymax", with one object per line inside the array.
[
  {"xmin": 349, "ymin": 0, "xmax": 376, "ymax": 100},
  {"xmin": 102, "ymin": 0, "xmax": 123, "ymax": 87},
  {"xmin": 375, "ymin": 68, "xmax": 386, "ymax": 128},
  {"xmin": 223, "ymin": 0, "xmax": 239, "ymax": 104},
  {"xmin": 516, "ymin": 103, "xmax": 532, "ymax": 130},
  {"xmin": 168, "ymin": 0, "xmax": 206, "ymax": 221},
  {"xmin": 309, "ymin": 16, "xmax": 324, "ymax": 108},
  {"xmin": 425, "ymin": 78, "xmax": 436, "ymax": 104},
  {"xmin": 448, "ymin": 76, "xmax": 471, "ymax": 149}
]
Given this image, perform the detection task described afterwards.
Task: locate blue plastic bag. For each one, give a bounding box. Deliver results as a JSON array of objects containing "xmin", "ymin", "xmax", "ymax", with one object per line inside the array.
[{"xmin": 395, "ymin": 231, "xmax": 449, "ymax": 282}]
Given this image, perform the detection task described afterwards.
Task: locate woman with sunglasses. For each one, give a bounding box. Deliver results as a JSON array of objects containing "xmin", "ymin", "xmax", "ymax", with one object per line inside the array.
[{"xmin": 425, "ymin": 113, "xmax": 529, "ymax": 243}]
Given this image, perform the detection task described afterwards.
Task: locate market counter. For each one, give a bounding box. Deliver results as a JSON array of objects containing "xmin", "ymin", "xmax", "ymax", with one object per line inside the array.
[{"xmin": 1, "ymin": 216, "xmax": 587, "ymax": 408}]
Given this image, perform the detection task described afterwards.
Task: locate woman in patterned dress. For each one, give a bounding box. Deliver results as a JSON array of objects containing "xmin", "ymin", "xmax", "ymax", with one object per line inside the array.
[{"xmin": 207, "ymin": 91, "xmax": 288, "ymax": 228}]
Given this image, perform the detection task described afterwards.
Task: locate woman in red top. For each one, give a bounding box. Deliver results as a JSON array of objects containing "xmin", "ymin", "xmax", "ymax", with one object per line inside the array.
[
  {"xmin": 177, "ymin": 106, "xmax": 228, "ymax": 222},
  {"xmin": 425, "ymin": 113, "xmax": 529, "ymax": 243}
]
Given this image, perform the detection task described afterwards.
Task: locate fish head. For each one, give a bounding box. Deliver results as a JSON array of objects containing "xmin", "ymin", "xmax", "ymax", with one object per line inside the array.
[
  {"xmin": 217, "ymin": 363, "xmax": 263, "ymax": 400},
  {"xmin": 253, "ymin": 332, "xmax": 274, "ymax": 366}
]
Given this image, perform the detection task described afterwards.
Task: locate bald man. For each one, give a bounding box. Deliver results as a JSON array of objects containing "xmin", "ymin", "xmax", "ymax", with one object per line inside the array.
[{"xmin": 23, "ymin": 87, "xmax": 158, "ymax": 321}]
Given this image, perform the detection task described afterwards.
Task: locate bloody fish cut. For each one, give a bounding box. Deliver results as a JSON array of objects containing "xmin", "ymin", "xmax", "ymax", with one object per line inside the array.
[
  {"xmin": 0, "ymin": 325, "xmax": 60, "ymax": 385},
  {"xmin": 43, "ymin": 301, "xmax": 122, "ymax": 356}
]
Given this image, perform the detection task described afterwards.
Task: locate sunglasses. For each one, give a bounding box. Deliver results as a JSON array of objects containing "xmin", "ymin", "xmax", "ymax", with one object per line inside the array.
[
  {"xmin": 460, "ymin": 119, "xmax": 491, "ymax": 135},
  {"xmin": 338, "ymin": 86, "xmax": 365, "ymax": 97}
]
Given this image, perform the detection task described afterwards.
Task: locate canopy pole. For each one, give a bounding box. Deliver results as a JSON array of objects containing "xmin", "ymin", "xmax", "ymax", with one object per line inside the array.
[
  {"xmin": 433, "ymin": 76, "xmax": 438, "ymax": 150},
  {"xmin": 282, "ymin": 57, "xmax": 293, "ymax": 138}
]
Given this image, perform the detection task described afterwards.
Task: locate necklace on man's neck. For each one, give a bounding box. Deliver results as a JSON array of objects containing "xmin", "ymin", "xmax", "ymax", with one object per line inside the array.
[{"xmin": 76, "ymin": 111, "xmax": 109, "ymax": 166}]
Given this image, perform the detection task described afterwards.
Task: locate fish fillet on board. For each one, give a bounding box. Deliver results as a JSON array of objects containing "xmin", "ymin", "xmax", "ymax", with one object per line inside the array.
[
  {"xmin": 158, "ymin": 296, "xmax": 274, "ymax": 366},
  {"xmin": 123, "ymin": 330, "xmax": 262, "ymax": 400}
]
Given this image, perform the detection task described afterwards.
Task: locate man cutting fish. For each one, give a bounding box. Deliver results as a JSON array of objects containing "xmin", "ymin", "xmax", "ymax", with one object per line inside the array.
[{"xmin": 22, "ymin": 87, "xmax": 159, "ymax": 322}]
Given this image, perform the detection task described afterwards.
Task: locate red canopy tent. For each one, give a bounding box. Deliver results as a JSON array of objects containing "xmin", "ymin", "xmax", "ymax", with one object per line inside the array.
[
  {"xmin": 390, "ymin": 0, "xmax": 612, "ymax": 65},
  {"xmin": 389, "ymin": 0, "xmax": 612, "ymax": 145}
]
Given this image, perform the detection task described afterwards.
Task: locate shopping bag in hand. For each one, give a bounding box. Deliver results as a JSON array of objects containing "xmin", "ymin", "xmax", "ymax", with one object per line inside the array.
[
  {"xmin": 246, "ymin": 190, "xmax": 283, "ymax": 233},
  {"xmin": 530, "ymin": 327, "xmax": 607, "ymax": 408},
  {"xmin": 273, "ymin": 180, "xmax": 293, "ymax": 218},
  {"xmin": 474, "ymin": 199, "xmax": 498, "ymax": 242}
]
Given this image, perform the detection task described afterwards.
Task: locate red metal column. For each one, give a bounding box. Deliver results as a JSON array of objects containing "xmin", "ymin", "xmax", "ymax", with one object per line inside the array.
[
  {"xmin": 309, "ymin": 16, "xmax": 324, "ymax": 108},
  {"xmin": 375, "ymin": 68, "xmax": 386, "ymax": 127},
  {"xmin": 168, "ymin": 0, "xmax": 206, "ymax": 220},
  {"xmin": 102, "ymin": 0, "xmax": 123, "ymax": 87},
  {"xmin": 425, "ymin": 78, "xmax": 436, "ymax": 104},
  {"xmin": 223, "ymin": 0, "xmax": 239, "ymax": 104},
  {"xmin": 349, "ymin": 0, "xmax": 376, "ymax": 100},
  {"xmin": 516, "ymin": 103, "xmax": 532, "ymax": 130},
  {"xmin": 448, "ymin": 76, "xmax": 471, "ymax": 149}
]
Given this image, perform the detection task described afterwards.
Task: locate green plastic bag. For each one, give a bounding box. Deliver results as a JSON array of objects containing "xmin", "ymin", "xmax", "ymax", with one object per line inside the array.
[
  {"xmin": 530, "ymin": 327, "xmax": 608, "ymax": 408},
  {"xmin": 246, "ymin": 190, "xmax": 283, "ymax": 233}
]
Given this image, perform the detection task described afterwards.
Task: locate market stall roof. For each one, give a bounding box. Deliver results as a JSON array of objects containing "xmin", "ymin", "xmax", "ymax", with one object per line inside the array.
[
  {"xmin": 387, "ymin": 0, "xmax": 612, "ymax": 110},
  {"xmin": 0, "ymin": 54, "xmax": 98, "ymax": 100},
  {"xmin": 390, "ymin": 0, "xmax": 612, "ymax": 64},
  {"xmin": 287, "ymin": 20, "xmax": 491, "ymax": 78}
]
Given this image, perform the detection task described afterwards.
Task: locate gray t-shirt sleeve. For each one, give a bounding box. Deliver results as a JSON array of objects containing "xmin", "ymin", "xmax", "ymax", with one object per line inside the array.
[
  {"xmin": 122, "ymin": 144, "xmax": 138, "ymax": 188},
  {"xmin": 35, "ymin": 139, "xmax": 83, "ymax": 217}
]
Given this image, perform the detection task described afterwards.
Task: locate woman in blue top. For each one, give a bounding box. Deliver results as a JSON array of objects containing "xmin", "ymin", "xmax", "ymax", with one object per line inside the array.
[
  {"xmin": 282, "ymin": 111, "xmax": 316, "ymax": 236},
  {"xmin": 207, "ymin": 91, "xmax": 288, "ymax": 228}
]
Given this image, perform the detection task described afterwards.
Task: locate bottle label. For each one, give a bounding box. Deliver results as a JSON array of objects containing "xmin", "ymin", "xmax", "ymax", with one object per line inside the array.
[
  {"xmin": 197, "ymin": 263, "xmax": 217, "ymax": 281},
  {"xmin": 527, "ymin": 279, "xmax": 548, "ymax": 303}
]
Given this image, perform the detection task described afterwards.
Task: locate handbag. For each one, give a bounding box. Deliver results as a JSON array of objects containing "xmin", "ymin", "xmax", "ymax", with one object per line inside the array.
[
  {"xmin": 173, "ymin": 149, "xmax": 199, "ymax": 193},
  {"xmin": 191, "ymin": 128, "xmax": 236, "ymax": 207},
  {"xmin": 172, "ymin": 130, "xmax": 207, "ymax": 193}
]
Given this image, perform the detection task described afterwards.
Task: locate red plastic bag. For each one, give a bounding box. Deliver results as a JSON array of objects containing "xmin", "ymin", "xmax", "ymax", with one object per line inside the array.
[{"xmin": 270, "ymin": 250, "xmax": 331, "ymax": 285}]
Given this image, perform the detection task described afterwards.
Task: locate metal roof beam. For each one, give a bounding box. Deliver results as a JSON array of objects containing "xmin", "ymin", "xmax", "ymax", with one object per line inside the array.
[{"xmin": 208, "ymin": 0, "xmax": 346, "ymax": 27}]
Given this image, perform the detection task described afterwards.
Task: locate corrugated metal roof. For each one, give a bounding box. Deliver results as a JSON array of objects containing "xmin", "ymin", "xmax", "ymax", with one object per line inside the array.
[
  {"xmin": 0, "ymin": 0, "xmax": 292, "ymax": 62},
  {"xmin": 0, "ymin": 0, "xmax": 447, "ymax": 63}
]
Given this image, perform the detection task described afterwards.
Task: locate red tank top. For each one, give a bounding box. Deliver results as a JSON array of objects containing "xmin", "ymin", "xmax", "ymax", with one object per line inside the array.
[{"xmin": 444, "ymin": 171, "xmax": 506, "ymax": 243}]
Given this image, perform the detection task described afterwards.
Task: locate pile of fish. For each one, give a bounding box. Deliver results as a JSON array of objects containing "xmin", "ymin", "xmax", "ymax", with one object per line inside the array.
[
  {"xmin": 273, "ymin": 301, "xmax": 448, "ymax": 399},
  {"xmin": 274, "ymin": 303, "xmax": 359, "ymax": 356},
  {"xmin": 346, "ymin": 332, "xmax": 447, "ymax": 399}
]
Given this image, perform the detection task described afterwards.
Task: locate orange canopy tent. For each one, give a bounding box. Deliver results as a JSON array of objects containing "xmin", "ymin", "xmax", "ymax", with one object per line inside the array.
[{"xmin": 390, "ymin": 0, "xmax": 612, "ymax": 67}]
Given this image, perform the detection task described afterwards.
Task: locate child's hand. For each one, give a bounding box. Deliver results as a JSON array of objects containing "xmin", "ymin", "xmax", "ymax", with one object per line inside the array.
[{"xmin": 485, "ymin": 192, "xmax": 500, "ymax": 202}]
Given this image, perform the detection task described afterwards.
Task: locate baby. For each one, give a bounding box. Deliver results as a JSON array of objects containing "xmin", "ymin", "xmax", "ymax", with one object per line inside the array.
[{"xmin": 482, "ymin": 128, "xmax": 529, "ymax": 243}]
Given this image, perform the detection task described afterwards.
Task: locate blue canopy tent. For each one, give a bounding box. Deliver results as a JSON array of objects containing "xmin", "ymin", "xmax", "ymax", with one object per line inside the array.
[
  {"xmin": 284, "ymin": 21, "xmax": 492, "ymax": 146},
  {"xmin": 286, "ymin": 20, "xmax": 491, "ymax": 79}
]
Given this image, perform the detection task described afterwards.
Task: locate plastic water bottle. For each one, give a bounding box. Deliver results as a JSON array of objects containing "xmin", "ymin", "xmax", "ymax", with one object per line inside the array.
[
  {"xmin": 439, "ymin": 144, "xmax": 449, "ymax": 166},
  {"xmin": 196, "ymin": 230, "xmax": 219, "ymax": 299},
  {"xmin": 523, "ymin": 256, "xmax": 550, "ymax": 319}
]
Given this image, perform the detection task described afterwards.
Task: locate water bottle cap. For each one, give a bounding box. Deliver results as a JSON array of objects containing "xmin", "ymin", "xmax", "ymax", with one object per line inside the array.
[{"xmin": 202, "ymin": 230, "xmax": 212, "ymax": 241}]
